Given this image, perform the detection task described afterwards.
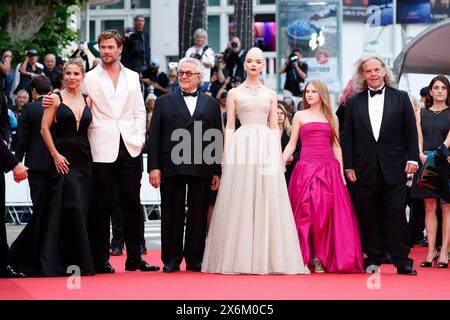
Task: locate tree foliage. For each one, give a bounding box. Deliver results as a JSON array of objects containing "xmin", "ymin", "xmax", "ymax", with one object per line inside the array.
[{"xmin": 0, "ymin": 0, "xmax": 86, "ymax": 62}]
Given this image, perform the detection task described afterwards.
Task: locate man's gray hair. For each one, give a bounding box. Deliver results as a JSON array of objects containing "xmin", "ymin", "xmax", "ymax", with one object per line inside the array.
[
  {"xmin": 178, "ymin": 57, "xmax": 205, "ymax": 75},
  {"xmin": 193, "ymin": 28, "xmax": 208, "ymax": 41},
  {"xmin": 353, "ymin": 55, "xmax": 396, "ymax": 91}
]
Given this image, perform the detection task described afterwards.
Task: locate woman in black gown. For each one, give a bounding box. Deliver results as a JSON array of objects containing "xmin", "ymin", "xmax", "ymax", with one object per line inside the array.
[
  {"xmin": 411, "ymin": 75, "xmax": 450, "ymax": 269},
  {"xmin": 11, "ymin": 58, "xmax": 95, "ymax": 276}
]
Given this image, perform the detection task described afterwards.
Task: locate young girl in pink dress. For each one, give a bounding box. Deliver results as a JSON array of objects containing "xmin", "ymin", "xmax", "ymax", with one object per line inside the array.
[{"xmin": 283, "ymin": 79, "xmax": 364, "ymax": 273}]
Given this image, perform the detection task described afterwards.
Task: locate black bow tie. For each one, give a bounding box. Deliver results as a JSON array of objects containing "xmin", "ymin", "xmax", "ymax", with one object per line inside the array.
[
  {"xmin": 181, "ymin": 90, "xmax": 198, "ymax": 97},
  {"xmin": 369, "ymin": 87, "xmax": 384, "ymax": 97}
]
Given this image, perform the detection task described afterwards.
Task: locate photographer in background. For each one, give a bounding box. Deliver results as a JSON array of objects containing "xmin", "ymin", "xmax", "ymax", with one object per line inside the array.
[
  {"xmin": 185, "ymin": 28, "xmax": 215, "ymax": 92},
  {"xmin": 167, "ymin": 62, "xmax": 179, "ymax": 93},
  {"xmin": 0, "ymin": 49, "xmax": 16, "ymax": 109},
  {"xmin": 140, "ymin": 58, "xmax": 168, "ymax": 99},
  {"xmin": 14, "ymin": 49, "xmax": 43, "ymax": 98},
  {"xmin": 70, "ymin": 43, "xmax": 91, "ymax": 74},
  {"xmin": 0, "ymin": 50, "xmax": 12, "ymax": 99},
  {"xmin": 278, "ymin": 49, "xmax": 308, "ymax": 98},
  {"xmin": 121, "ymin": 16, "xmax": 150, "ymax": 73},
  {"xmin": 223, "ymin": 37, "xmax": 246, "ymax": 81},
  {"xmin": 121, "ymin": 27, "xmax": 145, "ymax": 73}
]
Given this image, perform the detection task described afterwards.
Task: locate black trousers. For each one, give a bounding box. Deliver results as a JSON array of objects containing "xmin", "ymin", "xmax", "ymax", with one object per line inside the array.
[
  {"xmin": 28, "ymin": 170, "xmax": 49, "ymax": 210},
  {"xmin": 110, "ymin": 182, "xmax": 145, "ymax": 248},
  {"xmin": 408, "ymin": 196, "xmax": 425, "ymax": 246},
  {"xmin": 160, "ymin": 175, "xmax": 211, "ymax": 266},
  {"xmin": 0, "ymin": 173, "xmax": 10, "ymax": 268},
  {"xmin": 90, "ymin": 138, "xmax": 143, "ymax": 266},
  {"xmin": 352, "ymin": 162, "xmax": 412, "ymax": 269}
]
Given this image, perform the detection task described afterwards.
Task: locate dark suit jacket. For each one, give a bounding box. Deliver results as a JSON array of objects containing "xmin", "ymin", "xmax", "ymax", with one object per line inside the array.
[
  {"xmin": 15, "ymin": 97, "xmax": 51, "ymax": 171},
  {"xmin": 281, "ymin": 129, "xmax": 301, "ymax": 163},
  {"xmin": 343, "ymin": 86, "xmax": 419, "ymax": 185},
  {"xmin": 0, "ymin": 93, "xmax": 17, "ymax": 173},
  {"xmin": 147, "ymin": 90, "xmax": 222, "ymax": 180}
]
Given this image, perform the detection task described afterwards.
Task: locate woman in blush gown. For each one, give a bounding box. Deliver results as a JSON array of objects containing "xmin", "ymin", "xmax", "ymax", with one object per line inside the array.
[
  {"xmin": 11, "ymin": 58, "xmax": 95, "ymax": 277},
  {"xmin": 283, "ymin": 79, "xmax": 364, "ymax": 273},
  {"xmin": 201, "ymin": 48, "xmax": 307, "ymax": 275}
]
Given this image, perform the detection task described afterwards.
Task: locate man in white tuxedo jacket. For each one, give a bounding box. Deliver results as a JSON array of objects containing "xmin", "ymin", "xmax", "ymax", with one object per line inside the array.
[{"xmin": 83, "ymin": 30, "xmax": 159, "ymax": 273}]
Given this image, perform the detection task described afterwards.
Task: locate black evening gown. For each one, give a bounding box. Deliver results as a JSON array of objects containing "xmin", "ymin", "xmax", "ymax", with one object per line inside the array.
[{"xmin": 11, "ymin": 95, "xmax": 95, "ymax": 276}]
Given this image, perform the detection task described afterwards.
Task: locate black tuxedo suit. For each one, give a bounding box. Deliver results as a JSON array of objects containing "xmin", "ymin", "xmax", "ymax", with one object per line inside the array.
[
  {"xmin": 15, "ymin": 97, "xmax": 51, "ymax": 208},
  {"xmin": 148, "ymin": 90, "xmax": 222, "ymax": 267},
  {"xmin": 1, "ymin": 92, "xmax": 19, "ymax": 269},
  {"xmin": 343, "ymin": 86, "xmax": 419, "ymax": 269}
]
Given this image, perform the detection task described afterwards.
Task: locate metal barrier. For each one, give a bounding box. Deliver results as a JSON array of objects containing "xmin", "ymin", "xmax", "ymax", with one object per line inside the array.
[{"xmin": 5, "ymin": 154, "xmax": 161, "ymax": 224}]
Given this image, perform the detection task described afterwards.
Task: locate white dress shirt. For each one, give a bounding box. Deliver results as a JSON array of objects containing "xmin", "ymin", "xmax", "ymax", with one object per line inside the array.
[
  {"xmin": 367, "ymin": 85, "xmax": 418, "ymax": 168},
  {"xmin": 98, "ymin": 63, "xmax": 128, "ymax": 111},
  {"xmin": 367, "ymin": 85, "xmax": 385, "ymax": 141},
  {"xmin": 182, "ymin": 92, "xmax": 198, "ymax": 116}
]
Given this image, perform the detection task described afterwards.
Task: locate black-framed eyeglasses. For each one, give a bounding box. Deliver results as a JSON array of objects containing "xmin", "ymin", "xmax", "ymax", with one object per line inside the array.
[{"xmin": 177, "ymin": 71, "xmax": 201, "ymax": 78}]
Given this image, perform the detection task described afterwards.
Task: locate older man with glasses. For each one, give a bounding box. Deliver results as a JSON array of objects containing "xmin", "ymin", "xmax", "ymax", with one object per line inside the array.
[{"xmin": 147, "ymin": 57, "xmax": 223, "ymax": 273}]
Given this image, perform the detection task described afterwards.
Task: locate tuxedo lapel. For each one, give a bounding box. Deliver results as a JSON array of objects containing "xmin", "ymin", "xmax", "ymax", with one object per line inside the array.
[
  {"xmin": 378, "ymin": 87, "xmax": 394, "ymax": 141},
  {"xmin": 186, "ymin": 92, "xmax": 207, "ymax": 128},
  {"xmin": 358, "ymin": 91, "xmax": 375, "ymax": 140},
  {"xmin": 170, "ymin": 91, "xmax": 192, "ymax": 123}
]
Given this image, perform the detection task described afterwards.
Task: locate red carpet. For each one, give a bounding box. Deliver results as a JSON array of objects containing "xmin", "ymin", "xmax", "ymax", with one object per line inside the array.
[{"xmin": 1, "ymin": 247, "xmax": 449, "ymax": 300}]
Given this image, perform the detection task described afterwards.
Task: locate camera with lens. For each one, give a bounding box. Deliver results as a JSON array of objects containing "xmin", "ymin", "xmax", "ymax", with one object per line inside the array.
[
  {"xmin": 168, "ymin": 62, "xmax": 178, "ymax": 70},
  {"xmin": 215, "ymin": 53, "xmax": 224, "ymax": 65},
  {"xmin": 289, "ymin": 54, "xmax": 299, "ymax": 64},
  {"xmin": 231, "ymin": 42, "xmax": 238, "ymax": 49},
  {"xmin": 124, "ymin": 28, "xmax": 138, "ymax": 42},
  {"xmin": 190, "ymin": 52, "xmax": 202, "ymax": 60},
  {"xmin": 26, "ymin": 48, "xmax": 38, "ymax": 57}
]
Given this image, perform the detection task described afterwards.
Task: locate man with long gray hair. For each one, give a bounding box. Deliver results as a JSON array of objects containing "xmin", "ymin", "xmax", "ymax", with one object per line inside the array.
[{"xmin": 343, "ymin": 56, "xmax": 419, "ymax": 275}]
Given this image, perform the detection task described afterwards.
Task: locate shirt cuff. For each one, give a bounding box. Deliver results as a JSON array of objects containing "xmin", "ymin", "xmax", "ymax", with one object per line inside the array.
[{"xmin": 407, "ymin": 161, "xmax": 418, "ymax": 167}]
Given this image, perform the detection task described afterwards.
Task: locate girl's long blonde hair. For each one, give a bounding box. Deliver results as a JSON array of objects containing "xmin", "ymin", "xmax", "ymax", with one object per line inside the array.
[{"xmin": 301, "ymin": 79, "xmax": 339, "ymax": 145}]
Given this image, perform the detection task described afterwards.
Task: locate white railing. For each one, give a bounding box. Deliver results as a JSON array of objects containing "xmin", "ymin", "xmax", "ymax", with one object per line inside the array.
[{"xmin": 5, "ymin": 154, "xmax": 161, "ymax": 224}]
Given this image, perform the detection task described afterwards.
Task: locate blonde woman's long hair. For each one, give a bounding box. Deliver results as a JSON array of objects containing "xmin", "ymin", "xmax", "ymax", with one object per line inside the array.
[
  {"xmin": 301, "ymin": 79, "xmax": 339, "ymax": 145},
  {"xmin": 353, "ymin": 56, "xmax": 396, "ymax": 92},
  {"xmin": 277, "ymin": 104, "xmax": 291, "ymax": 136}
]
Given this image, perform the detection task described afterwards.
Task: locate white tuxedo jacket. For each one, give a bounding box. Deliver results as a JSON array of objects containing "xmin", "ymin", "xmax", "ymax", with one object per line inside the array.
[{"xmin": 82, "ymin": 65, "xmax": 146, "ymax": 163}]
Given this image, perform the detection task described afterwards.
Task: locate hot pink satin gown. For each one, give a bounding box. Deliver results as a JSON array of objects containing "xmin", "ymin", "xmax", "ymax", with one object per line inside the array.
[{"xmin": 288, "ymin": 122, "xmax": 364, "ymax": 273}]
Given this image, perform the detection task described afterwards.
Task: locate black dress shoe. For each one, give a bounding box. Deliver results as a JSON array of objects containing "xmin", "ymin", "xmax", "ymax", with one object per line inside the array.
[
  {"xmin": 383, "ymin": 253, "xmax": 392, "ymax": 264},
  {"xmin": 0, "ymin": 265, "xmax": 26, "ymax": 278},
  {"xmin": 96, "ymin": 262, "xmax": 116, "ymax": 274},
  {"xmin": 163, "ymin": 264, "xmax": 180, "ymax": 273},
  {"xmin": 417, "ymin": 239, "xmax": 428, "ymax": 247},
  {"xmin": 186, "ymin": 263, "xmax": 202, "ymax": 272},
  {"xmin": 397, "ymin": 267, "xmax": 417, "ymax": 275},
  {"xmin": 437, "ymin": 262, "xmax": 448, "ymax": 269},
  {"xmin": 125, "ymin": 259, "xmax": 160, "ymax": 272},
  {"xmin": 111, "ymin": 246, "xmax": 123, "ymax": 256}
]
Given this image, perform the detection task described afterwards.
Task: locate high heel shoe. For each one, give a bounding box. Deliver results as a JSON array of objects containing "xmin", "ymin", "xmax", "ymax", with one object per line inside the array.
[
  {"xmin": 313, "ymin": 257, "xmax": 325, "ymax": 273},
  {"xmin": 437, "ymin": 253, "xmax": 449, "ymax": 268},
  {"xmin": 420, "ymin": 251, "xmax": 439, "ymax": 268}
]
